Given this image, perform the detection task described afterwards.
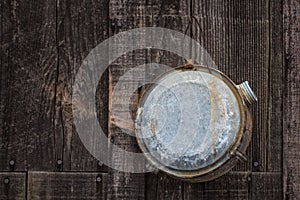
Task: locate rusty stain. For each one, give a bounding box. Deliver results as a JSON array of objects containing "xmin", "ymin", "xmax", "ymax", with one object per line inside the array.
[
  {"xmin": 111, "ymin": 115, "xmax": 134, "ymax": 131},
  {"xmin": 207, "ymin": 78, "xmax": 222, "ymax": 159},
  {"xmin": 149, "ymin": 116, "xmax": 156, "ymax": 135},
  {"xmin": 183, "ymin": 60, "xmax": 195, "ymax": 70}
]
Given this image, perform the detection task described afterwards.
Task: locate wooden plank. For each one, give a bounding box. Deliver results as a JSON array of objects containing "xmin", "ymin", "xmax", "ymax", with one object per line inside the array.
[
  {"xmin": 0, "ymin": 172, "xmax": 26, "ymax": 200},
  {"xmin": 204, "ymin": 172, "xmax": 249, "ymax": 200},
  {"xmin": 283, "ymin": 0, "xmax": 300, "ymax": 199},
  {"xmin": 56, "ymin": 0, "xmax": 109, "ymax": 171},
  {"xmin": 146, "ymin": 0, "xmax": 189, "ymax": 67},
  {"xmin": 107, "ymin": 0, "xmax": 146, "ymax": 199},
  {"xmin": 184, "ymin": 172, "xmax": 249, "ymax": 200},
  {"xmin": 0, "ymin": 0, "xmax": 58, "ymax": 171},
  {"xmin": 183, "ymin": 172, "xmax": 282, "ymax": 200},
  {"xmin": 268, "ymin": 0, "xmax": 283, "ymax": 172},
  {"xmin": 144, "ymin": 0, "xmax": 190, "ymax": 199},
  {"xmin": 0, "ymin": 0, "xmax": 110, "ymax": 172},
  {"xmin": 146, "ymin": 172, "xmax": 184, "ymax": 200},
  {"xmin": 28, "ymin": 172, "xmax": 107, "ymax": 199},
  {"xmin": 251, "ymin": 172, "xmax": 282, "ymax": 200},
  {"xmin": 193, "ymin": 0, "xmax": 270, "ymax": 172}
]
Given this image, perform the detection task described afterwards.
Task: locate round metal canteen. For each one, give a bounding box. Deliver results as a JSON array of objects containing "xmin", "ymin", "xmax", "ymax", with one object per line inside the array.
[{"xmin": 134, "ymin": 62, "xmax": 257, "ymax": 182}]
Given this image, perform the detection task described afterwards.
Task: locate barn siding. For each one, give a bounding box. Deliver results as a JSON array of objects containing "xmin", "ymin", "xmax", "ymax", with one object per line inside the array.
[{"xmin": 0, "ymin": 0, "xmax": 299, "ymax": 199}]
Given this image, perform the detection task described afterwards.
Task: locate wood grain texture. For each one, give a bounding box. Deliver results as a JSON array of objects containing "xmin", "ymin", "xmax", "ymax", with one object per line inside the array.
[
  {"xmin": 183, "ymin": 172, "xmax": 282, "ymax": 200},
  {"xmin": 0, "ymin": 0, "xmax": 110, "ymax": 172},
  {"xmin": 0, "ymin": 172, "xmax": 26, "ymax": 200},
  {"xmin": 0, "ymin": 0, "xmax": 58, "ymax": 171},
  {"xmin": 28, "ymin": 172, "xmax": 107, "ymax": 199},
  {"xmin": 107, "ymin": 0, "xmax": 146, "ymax": 199},
  {"xmin": 146, "ymin": 172, "xmax": 184, "ymax": 200},
  {"xmin": 268, "ymin": 0, "xmax": 284, "ymax": 172},
  {"xmin": 251, "ymin": 172, "xmax": 282, "ymax": 200},
  {"xmin": 184, "ymin": 172, "xmax": 250, "ymax": 200},
  {"xmin": 192, "ymin": 0, "xmax": 271, "ymax": 172},
  {"xmin": 56, "ymin": 0, "xmax": 109, "ymax": 171},
  {"xmin": 144, "ymin": 1, "xmax": 190, "ymax": 199},
  {"xmin": 0, "ymin": 0, "xmax": 296, "ymax": 199},
  {"xmin": 283, "ymin": 0, "xmax": 300, "ymax": 199}
]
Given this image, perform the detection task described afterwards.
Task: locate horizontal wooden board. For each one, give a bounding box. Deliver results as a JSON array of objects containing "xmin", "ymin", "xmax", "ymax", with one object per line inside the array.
[
  {"xmin": 183, "ymin": 172, "xmax": 282, "ymax": 200},
  {"xmin": 28, "ymin": 172, "xmax": 107, "ymax": 199},
  {"xmin": 0, "ymin": 172, "xmax": 26, "ymax": 200},
  {"xmin": 251, "ymin": 172, "xmax": 282, "ymax": 200}
]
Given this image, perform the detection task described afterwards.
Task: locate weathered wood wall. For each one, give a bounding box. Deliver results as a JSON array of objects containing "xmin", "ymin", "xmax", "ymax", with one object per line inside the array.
[{"xmin": 0, "ymin": 0, "xmax": 299, "ymax": 199}]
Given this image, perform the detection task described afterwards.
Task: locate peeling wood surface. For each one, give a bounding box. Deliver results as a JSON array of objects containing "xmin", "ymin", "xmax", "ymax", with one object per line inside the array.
[{"xmin": 0, "ymin": 0, "xmax": 299, "ymax": 199}]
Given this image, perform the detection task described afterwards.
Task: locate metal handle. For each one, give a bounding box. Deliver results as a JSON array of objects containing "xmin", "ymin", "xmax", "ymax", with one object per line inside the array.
[
  {"xmin": 231, "ymin": 150, "xmax": 248, "ymax": 162},
  {"xmin": 237, "ymin": 81, "xmax": 258, "ymax": 105}
]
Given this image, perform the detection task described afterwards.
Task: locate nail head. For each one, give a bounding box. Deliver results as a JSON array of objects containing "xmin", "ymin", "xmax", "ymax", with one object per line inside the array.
[
  {"xmin": 9, "ymin": 160, "xmax": 15, "ymax": 166},
  {"xmin": 96, "ymin": 176, "xmax": 102, "ymax": 182},
  {"xmin": 3, "ymin": 178, "xmax": 9, "ymax": 184},
  {"xmin": 57, "ymin": 159, "xmax": 63, "ymax": 165}
]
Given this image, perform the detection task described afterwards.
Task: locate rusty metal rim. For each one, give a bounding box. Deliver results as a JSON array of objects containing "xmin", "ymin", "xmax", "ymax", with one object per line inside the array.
[
  {"xmin": 135, "ymin": 64, "xmax": 250, "ymax": 180},
  {"xmin": 169, "ymin": 107, "xmax": 253, "ymax": 182}
]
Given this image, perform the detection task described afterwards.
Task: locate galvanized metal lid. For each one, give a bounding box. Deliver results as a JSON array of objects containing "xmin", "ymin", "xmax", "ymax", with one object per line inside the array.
[{"xmin": 135, "ymin": 67, "xmax": 244, "ymax": 172}]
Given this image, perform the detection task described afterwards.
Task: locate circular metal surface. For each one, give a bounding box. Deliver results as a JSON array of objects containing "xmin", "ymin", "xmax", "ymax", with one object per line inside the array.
[{"xmin": 135, "ymin": 68, "xmax": 243, "ymax": 172}]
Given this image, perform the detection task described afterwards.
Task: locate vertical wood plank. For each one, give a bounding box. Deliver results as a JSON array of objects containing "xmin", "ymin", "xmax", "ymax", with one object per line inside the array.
[
  {"xmin": 147, "ymin": 0, "xmax": 189, "ymax": 68},
  {"xmin": 28, "ymin": 172, "xmax": 107, "ymax": 199},
  {"xmin": 56, "ymin": 0, "xmax": 109, "ymax": 171},
  {"xmin": 144, "ymin": 0, "xmax": 190, "ymax": 199},
  {"xmin": 107, "ymin": 0, "xmax": 146, "ymax": 199},
  {"xmin": 268, "ymin": 0, "xmax": 283, "ymax": 172},
  {"xmin": 155, "ymin": 173, "xmax": 184, "ymax": 200},
  {"xmin": 0, "ymin": 0, "xmax": 289, "ymax": 199},
  {"xmin": 0, "ymin": 0, "xmax": 58, "ymax": 171},
  {"xmin": 0, "ymin": 173, "xmax": 26, "ymax": 200},
  {"xmin": 192, "ymin": 0, "xmax": 270, "ymax": 172},
  {"xmin": 283, "ymin": 0, "xmax": 300, "ymax": 199}
]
